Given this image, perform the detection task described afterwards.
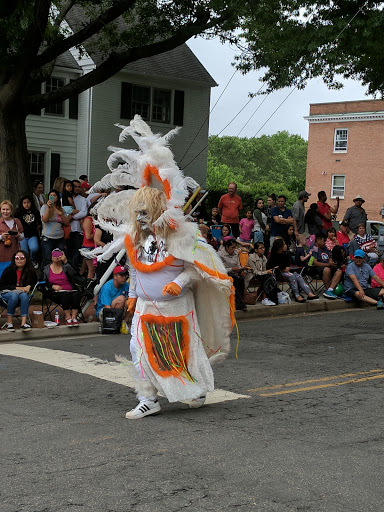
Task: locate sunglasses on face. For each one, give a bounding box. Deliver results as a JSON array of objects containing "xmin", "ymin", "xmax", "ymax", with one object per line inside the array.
[{"xmin": 15, "ymin": 255, "xmax": 26, "ymax": 260}]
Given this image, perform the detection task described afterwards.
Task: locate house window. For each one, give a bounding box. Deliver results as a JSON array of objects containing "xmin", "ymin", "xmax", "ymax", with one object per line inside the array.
[
  {"xmin": 334, "ymin": 128, "xmax": 348, "ymax": 152},
  {"xmin": 331, "ymin": 174, "xmax": 345, "ymax": 199},
  {"xmin": 44, "ymin": 77, "xmax": 65, "ymax": 116},
  {"xmin": 28, "ymin": 151, "xmax": 45, "ymax": 183},
  {"xmin": 121, "ymin": 82, "xmax": 183, "ymax": 125}
]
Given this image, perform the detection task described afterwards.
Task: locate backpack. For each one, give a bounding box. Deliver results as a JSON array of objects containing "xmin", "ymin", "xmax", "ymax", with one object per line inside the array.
[{"xmin": 102, "ymin": 308, "xmax": 124, "ymax": 334}]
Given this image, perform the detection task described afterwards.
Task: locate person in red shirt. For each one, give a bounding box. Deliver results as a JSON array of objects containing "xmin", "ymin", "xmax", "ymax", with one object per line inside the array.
[
  {"xmin": 336, "ymin": 221, "xmax": 351, "ymax": 250},
  {"xmin": 218, "ymin": 182, "xmax": 242, "ymax": 237},
  {"xmin": 317, "ymin": 191, "xmax": 339, "ymax": 231}
]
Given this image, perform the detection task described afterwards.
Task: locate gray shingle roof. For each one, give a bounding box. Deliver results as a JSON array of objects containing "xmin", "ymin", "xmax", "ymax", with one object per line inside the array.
[{"xmin": 55, "ymin": 51, "xmax": 81, "ymax": 70}]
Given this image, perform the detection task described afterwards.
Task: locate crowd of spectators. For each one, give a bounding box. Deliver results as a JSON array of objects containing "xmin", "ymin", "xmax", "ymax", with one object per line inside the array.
[{"xmin": 194, "ymin": 184, "xmax": 384, "ymax": 311}]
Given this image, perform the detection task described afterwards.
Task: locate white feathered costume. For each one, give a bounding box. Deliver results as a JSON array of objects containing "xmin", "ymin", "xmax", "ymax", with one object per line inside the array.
[{"xmin": 89, "ymin": 116, "xmax": 235, "ymax": 405}]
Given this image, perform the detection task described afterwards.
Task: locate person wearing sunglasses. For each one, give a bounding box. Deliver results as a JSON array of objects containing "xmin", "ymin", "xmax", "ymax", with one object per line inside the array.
[{"xmin": 0, "ymin": 250, "xmax": 37, "ymax": 332}]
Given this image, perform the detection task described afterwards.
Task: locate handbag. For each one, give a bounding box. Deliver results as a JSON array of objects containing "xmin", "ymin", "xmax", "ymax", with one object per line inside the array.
[{"xmin": 102, "ymin": 307, "xmax": 124, "ymax": 334}]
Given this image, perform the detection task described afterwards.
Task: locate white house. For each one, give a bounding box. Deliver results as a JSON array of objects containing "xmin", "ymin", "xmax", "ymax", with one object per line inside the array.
[{"xmin": 26, "ymin": 44, "xmax": 217, "ymax": 192}]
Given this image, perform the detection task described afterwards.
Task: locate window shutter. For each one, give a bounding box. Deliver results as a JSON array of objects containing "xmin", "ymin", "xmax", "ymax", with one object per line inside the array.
[
  {"xmin": 173, "ymin": 90, "xmax": 184, "ymax": 126},
  {"xmin": 50, "ymin": 153, "xmax": 61, "ymax": 188},
  {"xmin": 121, "ymin": 82, "xmax": 132, "ymax": 119},
  {"xmin": 69, "ymin": 80, "xmax": 79, "ymax": 119}
]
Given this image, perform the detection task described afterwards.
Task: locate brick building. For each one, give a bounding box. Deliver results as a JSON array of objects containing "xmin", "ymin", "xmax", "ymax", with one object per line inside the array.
[{"xmin": 305, "ymin": 99, "xmax": 384, "ymax": 221}]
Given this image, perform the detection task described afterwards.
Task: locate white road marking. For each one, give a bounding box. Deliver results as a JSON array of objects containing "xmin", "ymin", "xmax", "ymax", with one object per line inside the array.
[{"xmin": 0, "ymin": 344, "xmax": 250, "ymax": 404}]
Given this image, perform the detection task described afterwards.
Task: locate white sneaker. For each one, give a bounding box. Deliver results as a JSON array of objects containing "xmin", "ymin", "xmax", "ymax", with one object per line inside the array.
[
  {"xmin": 262, "ymin": 298, "xmax": 276, "ymax": 306},
  {"xmin": 189, "ymin": 395, "xmax": 206, "ymax": 409},
  {"xmin": 125, "ymin": 399, "xmax": 161, "ymax": 419}
]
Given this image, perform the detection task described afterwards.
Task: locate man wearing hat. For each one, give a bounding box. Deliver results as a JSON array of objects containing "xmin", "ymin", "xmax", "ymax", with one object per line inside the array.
[
  {"xmin": 336, "ymin": 220, "xmax": 351, "ymax": 249},
  {"xmin": 292, "ymin": 190, "xmax": 311, "ymax": 236},
  {"xmin": 344, "ymin": 249, "xmax": 384, "ymax": 308},
  {"xmin": 96, "ymin": 265, "xmax": 129, "ymax": 321},
  {"xmin": 343, "ymin": 195, "xmax": 368, "ymax": 234}
]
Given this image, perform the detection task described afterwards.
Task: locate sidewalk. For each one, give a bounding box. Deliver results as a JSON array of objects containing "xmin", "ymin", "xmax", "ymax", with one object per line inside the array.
[{"xmin": 0, "ymin": 296, "xmax": 363, "ymax": 343}]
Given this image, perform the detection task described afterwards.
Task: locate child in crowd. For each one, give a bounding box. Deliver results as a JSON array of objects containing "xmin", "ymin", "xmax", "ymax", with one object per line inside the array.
[
  {"xmin": 61, "ymin": 180, "xmax": 78, "ymax": 216},
  {"xmin": 199, "ymin": 224, "xmax": 218, "ymax": 250},
  {"xmin": 239, "ymin": 210, "xmax": 254, "ymax": 243},
  {"xmin": 295, "ymin": 234, "xmax": 313, "ymax": 267},
  {"xmin": 283, "ymin": 225, "xmax": 297, "ymax": 263},
  {"xmin": 219, "ymin": 224, "xmax": 234, "ymax": 245},
  {"xmin": 208, "ymin": 207, "xmax": 221, "ymax": 227},
  {"xmin": 325, "ymin": 227, "xmax": 339, "ymax": 251}
]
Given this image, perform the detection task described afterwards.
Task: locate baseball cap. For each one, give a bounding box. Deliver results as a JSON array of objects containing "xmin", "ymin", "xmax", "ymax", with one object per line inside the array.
[
  {"xmin": 340, "ymin": 221, "xmax": 349, "ymax": 227},
  {"xmin": 52, "ymin": 249, "xmax": 64, "ymax": 258},
  {"xmin": 354, "ymin": 249, "xmax": 366, "ymax": 259},
  {"xmin": 113, "ymin": 265, "xmax": 128, "ymax": 275},
  {"xmin": 298, "ymin": 190, "xmax": 311, "ymax": 198}
]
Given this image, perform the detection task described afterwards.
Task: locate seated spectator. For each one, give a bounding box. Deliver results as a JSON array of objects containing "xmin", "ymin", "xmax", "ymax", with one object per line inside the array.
[
  {"xmin": 325, "ymin": 227, "xmax": 339, "ymax": 252},
  {"xmin": 372, "ymin": 260, "xmax": 384, "ymax": 288},
  {"xmin": 282, "ymin": 224, "xmax": 297, "ymax": 262},
  {"xmin": 310, "ymin": 234, "xmax": 343, "ymax": 299},
  {"xmin": 207, "ymin": 207, "xmax": 221, "ymax": 227},
  {"xmin": 246, "ymin": 242, "xmax": 277, "ymax": 306},
  {"xmin": 218, "ymin": 224, "xmax": 234, "ymax": 245},
  {"xmin": 331, "ymin": 245, "xmax": 348, "ymax": 272},
  {"xmin": 198, "ymin": 224, "xmax": 218, "ymax": 250},
  {"xmin": 0, "ymin": 200, "xmax": 24, "ymax": 277},
  {"xmin": 295, "ymin": 234, "xmax": 313, "ymax": 267},
  {"xmin": 344, "ymin": 249, "xmax": 384, "ymax": 308},
  {"xmin": 336, "ymin": 221, "xmax": 351, "ymax": 250},
  {"xmin": 43, "ymin": 249, "xmax": 81, "ymax": 327},
  {"xmin": 14, "ymin": 195, "xmax": 41, "ymax": 269},
  {"xmin": 96, "ymin": 265, "xmax": 130, "ymax": 321},
  {"xmin": 40, "ymin": 190, "xmax": 70, "ymax": 265},
  {"xmin": 304, "ymin": 203, "xmax": 323, "ymax": 237},
  {"xmin": 349, "ymin": 223, "xmax": 378, "ymax": 263},
  {"xmin": 0, "ymin": 250, "xmax": 37, "ymax": 332},
  {"xmin": 219, "ymin": 239, "xmax": 247, "ymax": 311},
  {"xmin": 267, "ymin": 238, "xmax": 318, "ymax": 302},
  {"xmin": 239, "ymin": 210, "xmax": 254, "ymax": 243}
]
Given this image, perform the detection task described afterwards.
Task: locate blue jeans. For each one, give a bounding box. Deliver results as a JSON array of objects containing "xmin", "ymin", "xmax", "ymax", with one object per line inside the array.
[
  {"xmin": 41, "ymin": 237, "xmax": 65, "ymax": 266},
  {"xmin": 20, "ymin": 236, "xmax": 39, "ymax": 262},
  {"xmin": 0, "ymin": 291, "xmax": 29, "ymax": 316}
]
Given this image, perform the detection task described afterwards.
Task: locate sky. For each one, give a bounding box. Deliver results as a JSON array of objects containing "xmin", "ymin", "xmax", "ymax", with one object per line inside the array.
[{"xmin": 187, "ymin": 37, "xmax": 373, "ymax": 141}]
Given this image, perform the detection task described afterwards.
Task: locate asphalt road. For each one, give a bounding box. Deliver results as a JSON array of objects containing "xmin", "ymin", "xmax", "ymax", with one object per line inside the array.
[{"xmin": 1, "ymin": 309, "xmax": 384, "ymax": 512}]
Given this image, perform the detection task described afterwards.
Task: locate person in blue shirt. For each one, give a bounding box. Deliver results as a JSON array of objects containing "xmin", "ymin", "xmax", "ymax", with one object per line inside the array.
[
  {"xmin": 344, "ymin": 249, "xmax": 384, "ymax": 308},
  {"xmin": 269, "ymin": 195, "xmax": 294, "ymax": 245},
  {"xmin": 96, "ymin": 265, "xmax": 129, "ymax": 320}
]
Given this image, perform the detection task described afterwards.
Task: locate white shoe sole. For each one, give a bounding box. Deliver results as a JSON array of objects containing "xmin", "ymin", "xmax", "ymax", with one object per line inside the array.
[
  {"xmin": 125, "ymin": 403, "xmax": 161, "ymax": 419},
  {"xmin": 189, "ymin": 396, "xmax": 206, "ymax": 409}
]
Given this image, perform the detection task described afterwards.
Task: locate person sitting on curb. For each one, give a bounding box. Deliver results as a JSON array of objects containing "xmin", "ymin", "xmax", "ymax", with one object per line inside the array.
[
  {"xmin": 219, "ymin": 239, "xmax": 247, "ymax": 311},
  {"xmin": 310, "ymin": 234, "xmax": 343, "ymax": 299},
  {"xmin": 96, "ymin": 266, "xmax": 130, "ymax": 322},
  {"xmin": 344, "ymin": 249, "xmax": 384, "ymax": 309}
]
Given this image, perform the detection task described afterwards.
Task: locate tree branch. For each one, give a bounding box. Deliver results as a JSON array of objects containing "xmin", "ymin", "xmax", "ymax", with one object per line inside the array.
[
  {"xmin": 54, "ymin": 0, "xmax": 75, "ymax": 27},
  {"xmin": 35, "ymin": 0, "xmax": 138, "ymax": 68}
]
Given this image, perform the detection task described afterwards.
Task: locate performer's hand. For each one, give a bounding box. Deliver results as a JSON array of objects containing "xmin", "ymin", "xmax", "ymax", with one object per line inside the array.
[
  {"xmin": 162, "ymin": 282, "xmax": 181, "ymax": 296},
  {"xmin": 127, "ymin": 298, "xmax": 137, "ymax": 314}
]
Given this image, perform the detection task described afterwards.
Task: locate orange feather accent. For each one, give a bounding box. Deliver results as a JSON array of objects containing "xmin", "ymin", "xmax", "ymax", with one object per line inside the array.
[{"xmin": 142, "ymin": 163, "xmax": 171, "ymax": 200}]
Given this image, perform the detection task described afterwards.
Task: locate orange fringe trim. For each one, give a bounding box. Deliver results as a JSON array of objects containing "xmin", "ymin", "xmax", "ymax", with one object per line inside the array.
[
  {"xmin": 193, "ymin": 260, "xmax": 236, "ymax": 327},
  {"xmin": 125, "ymin": 235, "xmax": 175, "ymax": 272},
  {"xmin": 142, "ymin": 164, "xmax": 171, "ymax": 200},
  {"xmin": 141, "ymin": 313, "xmax": 190, "ymax": 378}
]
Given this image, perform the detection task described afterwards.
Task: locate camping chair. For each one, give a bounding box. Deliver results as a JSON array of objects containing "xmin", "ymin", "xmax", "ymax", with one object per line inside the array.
[
  {"xmin": 0, "ymin": 280, "xmax": 43, "ymax": 328},
  {"xmin": 39, "ymin": 280, "xmax": 89, "ymax": 323},
  {"xmin": 210, "ymin": 225, "xmax": 223, "ymax": 241}
]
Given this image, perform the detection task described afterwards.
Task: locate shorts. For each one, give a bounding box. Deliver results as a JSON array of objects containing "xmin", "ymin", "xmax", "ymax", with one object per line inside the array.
[{"xmin": 346, "ymin": 287, "xmax": 382, "ymax": 300}]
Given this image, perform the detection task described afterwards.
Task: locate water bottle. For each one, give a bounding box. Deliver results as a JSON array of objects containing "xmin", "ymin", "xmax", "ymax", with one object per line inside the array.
[{"xmin": 54, "ymin": 310, "xmax": 60, "ymax": 325}]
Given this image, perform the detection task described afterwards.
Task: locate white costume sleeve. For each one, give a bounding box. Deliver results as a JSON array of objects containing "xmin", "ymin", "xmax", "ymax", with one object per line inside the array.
[
  {"xmin": 128, "ymin": 265, "xmax": 138, "ymax": 298},
  {"xmin": 172, "ymin": 262, "xmax": 198, "ymax": 290}
]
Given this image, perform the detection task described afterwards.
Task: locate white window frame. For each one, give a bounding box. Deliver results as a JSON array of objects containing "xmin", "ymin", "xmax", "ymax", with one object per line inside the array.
[
  {"xmin": 334, "ymin": 128, "xmax": 348, "ymax": 153},
  {"xmin": 44, "ymin": 76, "xmax": 66, "ymax": 117},
  {"xmin": 130, "ymin": 84, "xmax": 173, "ymax": 125},
  {"xmin": 331, "ymin": 174, "xmax": 345, "ymax": 199}
]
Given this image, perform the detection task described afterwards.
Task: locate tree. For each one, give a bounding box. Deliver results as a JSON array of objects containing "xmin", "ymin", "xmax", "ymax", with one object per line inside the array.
[
  {"xmin": 0, "ymin": 0, "xmax": 258, "ymax": 202},
  {"xmin": 236, "ymin": 1, "xmax": 384, "ymax": 96}
]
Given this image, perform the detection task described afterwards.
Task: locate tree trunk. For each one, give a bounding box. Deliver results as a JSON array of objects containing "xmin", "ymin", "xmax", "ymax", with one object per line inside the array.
[{"xmin": 0, "ymin": 108, "xmax": 31, "ymax": 206}]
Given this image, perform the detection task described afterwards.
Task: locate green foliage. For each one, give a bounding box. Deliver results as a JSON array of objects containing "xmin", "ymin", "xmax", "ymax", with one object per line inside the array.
[{"xmin": 206, "ymin": 131, "xmax": 307, "ymax": 208}]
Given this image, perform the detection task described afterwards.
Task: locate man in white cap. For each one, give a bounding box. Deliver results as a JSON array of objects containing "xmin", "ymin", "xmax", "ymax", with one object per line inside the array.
[
  {"xmin": 343, "ymin": 195, "xmax": 367, "ymax": 234},
  {"xmin": 292, "ymin": 190, "xmax": 311, "ymax": 236}
]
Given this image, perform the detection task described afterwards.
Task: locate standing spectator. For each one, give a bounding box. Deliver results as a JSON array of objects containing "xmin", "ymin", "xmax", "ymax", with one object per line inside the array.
[
  {"xmin": 191, "ymin": 190, "xmax": 208, "ymax": 223},
  {"xmin": 264, "ymin": 194, "xmax": 276, "ymax": 224},
  {"xmin": 218, "ymin": 182, "xmax": 242, "ymax": 238},
  {"xmin": 68, "ymin": 180, "xmax": 88, "ymax": 272},
  {"xmin": 40, "ymin": 189, "xmax": 70, "ymax": 265},
  {"xmin": 79, "ymin": 175, "xmax": 92, "ymax": 192},
  {"xmin": 317, "ymin": 191, "xmax": 339, "ymax": 231},
  {"xmin": 0, "ymin": 200, "xmax": 24, "ymax": 277},
  {"xmin": 304, "ymin": 203, "xmax": 323, "ymax": 236},
  {"xmin": 343, "ymin": 195, "xmax": 368, "ymax": 234},
  {"xmin": 336, "ymin": 221, "xmax": 351, "ymax": 250},
  {"xmin": 239, "ymin": 210, "xmax": 254, "ymax": 243},
  {"xmin": 94, "ymin": 225, "xmax": 115, "ymax": 281},
  {"xmin": 80, "ymin": 212, "xmax": 96, "ymax": 280},
  {"xmin": 43, "ymin": 249, "xmax": 82, "ymax": 327},
  {"xmin": 310, "ymin": 233, "xmax": 343, "ymax": 298},
  {"xmin": 33, "ymin": 180, "xmax": 45, "ymax": 211},
  {"xmin": 96, "ymin": 265, "xmax": 130, "ymax": 321},
  {"xmin": 344, "ymin": 249, "xmax": 384, "ymax": 308},
  {"xmin": 292, "ymin": 190, "xmax": 310, "ymax": 236},
  {"xmin": 0, "ymin": 250, "xmax": 37, "ymax": 332},
  {"xmin": 253, "ymin": 198, "xmax": 267, "ymax": 243},
  {"xmin": 269, "ymin": 195, "xmax": 294, "ymax": 246},
  {"xmin": 52, "ymin": 177, "xmax": 65, "ymax": 197},
  {"xmin": 14, "ymin": 195, "xmax": 41, "ymax": 269}
]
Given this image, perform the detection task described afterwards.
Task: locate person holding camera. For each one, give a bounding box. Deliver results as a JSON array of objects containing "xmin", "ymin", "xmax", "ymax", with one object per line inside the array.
[
  {"xmin": 0, "ymin": 200, "xmax": 24, "ymax": 277},
  {"xmin": 40, "ymin": 189, "xmax": 70, "ymax": 265}
]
